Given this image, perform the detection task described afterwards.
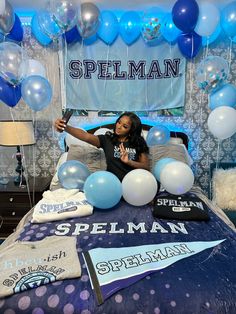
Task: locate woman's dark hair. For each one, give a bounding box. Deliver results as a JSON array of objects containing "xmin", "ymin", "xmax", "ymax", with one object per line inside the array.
[{"xmin": 110, "ymin": 111, "xmax": 149, "ymax": 155}]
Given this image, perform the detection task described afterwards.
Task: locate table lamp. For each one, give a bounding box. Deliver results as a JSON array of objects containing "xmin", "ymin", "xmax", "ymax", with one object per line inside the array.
[{"xmin": 0, "ymin": 120, "xmax": 35, "ymax": 186}]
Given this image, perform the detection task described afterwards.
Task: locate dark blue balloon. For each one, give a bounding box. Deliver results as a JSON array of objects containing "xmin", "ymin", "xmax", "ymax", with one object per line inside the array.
[
  {"xmin": 119, "ymin": 11, "xmax": 141, "ymax": 45},
  {"xmin": 177, "ymin": 32, "xmax": 202, "ymax": 59},
  {"xmin": 64, "ymin": 25, "xmax": 81, "ymax": 44},
  {"xmin": 31, "ymin": 13, "xmax": 52, "ymax": 46},
  {"xmin": 172, "ymin": 0, "xmax": 199, "ymax": 33},
  {"xmin": 0, "ymin": 76, "xmax": 21, "ymax": 107},
  {"xmin": 6, "ymin": 14, "xmax": 23, "ymax": 42}
]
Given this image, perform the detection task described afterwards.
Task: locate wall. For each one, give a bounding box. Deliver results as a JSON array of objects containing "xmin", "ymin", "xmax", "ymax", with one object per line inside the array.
[{"xmin": 0, "ymin": 25, "xmax": 235, "ymax": 195}]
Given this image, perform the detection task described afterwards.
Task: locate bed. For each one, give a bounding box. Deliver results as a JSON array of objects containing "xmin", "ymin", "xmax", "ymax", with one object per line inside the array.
[{"xmin": 0, "ymin": 123, "xmax": 236, "ymax": 314}]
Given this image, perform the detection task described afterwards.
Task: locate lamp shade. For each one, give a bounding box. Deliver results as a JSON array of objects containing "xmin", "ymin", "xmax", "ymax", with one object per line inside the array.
[{"xmin": 0, "ymin": 121, "xmax": 35, "ymax": 146}]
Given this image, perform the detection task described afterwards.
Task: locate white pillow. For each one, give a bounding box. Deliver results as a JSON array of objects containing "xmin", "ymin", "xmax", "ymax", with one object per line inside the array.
[
  {"xmin": 50, "ymin": 152, "xmax": 68, "ymax": 189},
  {"xmin": 65, "ymin": 128, "xmax": 88, "ymax": 147}
]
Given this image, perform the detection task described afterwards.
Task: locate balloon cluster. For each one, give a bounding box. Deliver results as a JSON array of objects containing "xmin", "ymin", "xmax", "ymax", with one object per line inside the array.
[
  {"xmin": 196, "ymin": 55, "xmax": 236, "ymax": 140},
  {"xmin": 153, "ymin": 158, "xmax": 194, "ymax": 195},
  {"xmin": 0, "ymin": 41, "xmax": 52, "ymax": 111},
  {"xmin": 58, "ymin": 160, "xmax": 158, "ymax": 209},
  {"xmin": 0, "ymin": 0, "xmax": 24, "ymax": 43},
  {"xmin": 29, "ymin": 0, "xmax": 236, "ymax": 59}
]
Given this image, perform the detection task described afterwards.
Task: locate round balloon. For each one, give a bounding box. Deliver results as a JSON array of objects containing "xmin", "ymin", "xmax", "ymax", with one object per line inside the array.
[
  {"xmin": 5, "ymin": 13, "xmax": 23, "ymax": 42},
  {"xmin": 172, "ymin": 0, "xmax": 199, "ymax": 33},
  {"xmin": 196, "ymin": 56, "xmax": 229, "ymax": 94},
  {"xmin": 160, "ymin": 161, "xmax": 194, "ymax": 195},
  {"xmin": 19, "ymin": 59, "xmax": 46, "ymax": 79},
  {"xmin": 0, "ymin": 1, "xmax": 5, "ymax": 15},
  {"xmin": 153, "ymin": 157, "xmax": 176, "ymax": 182},
  {"xmin": 31, "ymin": 13, "xmax": 52, "ymax": 46},
  {"xmin": 97, "ymin": 11, "xmax": 119, "ymax": 45},
  {"xmin": 78, "ymin": 2, "xmax": 101, "ymax": 38},
  {"xmin": 84, "ymin": 171, "xmax": 122, "ymax": 209},
  {"xmin": 64, "ymin": 25, "xmax": 81, "ymax": 44},
  {"xmin": 194, "ymin": 2, "xmax": 220, "ymax": 37},
  {"xmin": 209, "ymin": 83, "xmax": 236, "ymax": 110},
  {"xmin": 207, "ymin": 106, "xmax": 236, "ymax": 140},
  {"xmin": 58, "ymin": 160, "xmax": 90, "ymax": 190},
  {"xmin": 119, "ymin": 11, "xmax": 141, "ymax": 45},
  {"xmin": 51, "ymin": 0, "xmax": 77, "ymax": 32},
  {"xmin": 0, "ymin": 41, "xmax": 27, "ymax": 86},
  {"xmin": 21, "ymin": 75, "xmax": 52, "ymax": 111},
  {"xmin": 177, "ymin": 32, "xmax": 202, "ymax": 59},
  {"xmin": 0, "ymin": 76, "xmax": 21, "ymax": 107},
  {"xmin": 202, "ymin": 24, "xmax": 222, "ymax": 47},
  {"xmin": 0, "ymin": 0, "xmax": 14, "ymax": 34},
  {"xmin": 122, "ymin": 169, "xmax": 158, "ymax": 206},
  {"xmin": 146, "ymin": 125, "xmax": 170, "ymax": 146},
  {"xmin": 221, "ymin": 1, "xmax": 236, "ymax": 42},
  {"xmin": 161, "ymin": 12, "xmax": 181, "ymax": 43},
  {"xmin": 141, "ymin": 7, "xmax": 163, "ymax": 45},
  {"xmin": 38, "ymin": 9, "xmax": 63, "ymax": 41}
]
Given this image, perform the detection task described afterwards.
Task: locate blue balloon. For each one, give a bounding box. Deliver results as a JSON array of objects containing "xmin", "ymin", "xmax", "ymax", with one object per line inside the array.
[
  {"xmin": 97, "ymin": 11, "xmax": 119, "ymax": 45},
  {"xmin": 221, "ymin": 1, "xmax": 236, "ymax": 42},
  {"xmin": 119, "ymin": 11, "xmax": 141, "ymax": 45},
  {"xmin": 3, "ymin": 14, "xmax": 23, "ymax": 42},
  {"xmin": 177, "ymin": 32, "xmax": 202, "ymax": 59},
  {"xmin": 146, "ymin": 125, "xmax": 170, "ymax": 146},
  {"xmin": 83, "ymin": 33, "xmax": 98, "ymax": 45},
  {"xmin": 172, "ymin": 0, "xmax": 199, "ymax": 33},
  {"xmin": 64, "ymin": 25, "xmax": 81, "ymax": 44},
  {"xmin": 153, "ymin": 158, "xmax": 176, "ymax": 182},
  {"xmin": 58, "ymin": 160, "xmax": 90, "ymax": 190},
  {"xmin": 202, "ymin": 24, "xmax": 222, "ymax": 47},
  {"xmin": 209, "ymin": 83, "xmax": 236, "ymax": 110},
  {"xmin": 84, "ymin": 171, "xmax": 122, "ymax": 209},
  {"xmin": 0, "ymin": 76, "xmax": 21, "ymax": 107},
  {"xmin": 31, "ymin": 13, "xmax": 52, "ymax": 46},
  {"xmin": 161, "ymin": 12, "xmax": 181, "ymax": 43},
  {"xmin": 21, "ymin": 75, "xmax": 52, "ymax": 111}
]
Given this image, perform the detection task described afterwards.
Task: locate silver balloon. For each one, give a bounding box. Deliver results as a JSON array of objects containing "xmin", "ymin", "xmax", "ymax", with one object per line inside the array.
[
  {"xmin": 0, "ymin": 0, "xmax": 15, "ymax": 34},
  {"xmin": 77, "ymin": 2, "xmax": 101, "ymax": 38}
]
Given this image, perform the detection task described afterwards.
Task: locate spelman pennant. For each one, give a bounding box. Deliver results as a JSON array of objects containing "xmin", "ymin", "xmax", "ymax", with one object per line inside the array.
[{"xmin": 83, "ymin": 239, "xmax": 225, "ymax": 304}]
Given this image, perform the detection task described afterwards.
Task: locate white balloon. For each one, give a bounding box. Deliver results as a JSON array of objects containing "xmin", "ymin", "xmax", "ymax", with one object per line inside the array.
[
  {"xmin": 19, "ymin": 59, "xmax": 46, "ymax": 79},
  {"xmin": 160, "ymin": 161, "xmax": 194, "ymax": 195},
  {"xmin": 122, "ymin": 169, "xmax": 158, "ymax": 206},
  {"xmin": 207, "ymin": 106, "xmax": 236, "ymax": 140},
  {"xmin": 94, "ymin": 128, "xmax": 112, "ymax": 135},
  {"xmin": 65, "ymin": 129, "xmax": 87, "ymax": 147}
]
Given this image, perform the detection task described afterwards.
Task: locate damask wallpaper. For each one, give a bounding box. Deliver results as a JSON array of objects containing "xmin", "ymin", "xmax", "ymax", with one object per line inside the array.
[{"xmin": 0, "ymin": 26, "xmax": 235, "ymax": 196}]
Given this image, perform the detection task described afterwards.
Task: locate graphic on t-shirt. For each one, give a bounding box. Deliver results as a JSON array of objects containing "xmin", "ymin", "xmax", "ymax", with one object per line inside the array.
[{"xmin": 113, "ymin": 145, "xmax": 136, "ymax": 160}]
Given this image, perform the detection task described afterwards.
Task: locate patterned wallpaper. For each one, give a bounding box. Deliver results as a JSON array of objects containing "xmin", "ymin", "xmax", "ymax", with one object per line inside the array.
[{"xmin": 0, "ymin": 26, "xmax": 235, "ymax": 196}]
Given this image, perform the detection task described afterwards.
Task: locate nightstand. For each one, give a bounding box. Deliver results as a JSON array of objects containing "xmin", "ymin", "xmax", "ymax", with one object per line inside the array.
[{"xmin": 0, "ymin": 177, "xmax": 51, "ymax": 239}]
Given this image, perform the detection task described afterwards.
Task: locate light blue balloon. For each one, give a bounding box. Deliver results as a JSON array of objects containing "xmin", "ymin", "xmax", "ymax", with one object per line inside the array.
[
  {"xmin": 153, "ymin": 158, "xmax": 176, "ymax": 181},
  {"xmin": 119, "ymin": 11, "xmax": 141, "ymax": 45},
  {"xmin": 161, "ymin": 12, "xmax": 181, "ymax": 43},
  {"xmin": 202, "ymin": 24, "xmax": 222, "ymax": 47},
  {"xmin": 21, "ymin": 75, "xmax": 52, "ymax": 111},
  {"xmin": 58, "ymin": 160, "xmax": 90, "ymax": 190},
  {"xmin": 97, "ymin": 11, "xmax": 119, "ymax": 45},
  {"xmin": 84, "ymin": 171, "xmax": 122, "ymax": 209},
  {"xmin": 221, "ymin": 1, "xmax": 236, "ymax": 42},
  {"xmin": 146, "ymin": 125, "xmax": 170, "ymax": 146},
  {"xmin": 31, "ymin": 13, "xmax": 52, "ymax": 46},
  {"xmin": 83, "ymin": 33, "xmax": 98, "ymax": 45},
  {"xmin": 209, "ymin": 83, "xmax": 236, "ymax": 110}
]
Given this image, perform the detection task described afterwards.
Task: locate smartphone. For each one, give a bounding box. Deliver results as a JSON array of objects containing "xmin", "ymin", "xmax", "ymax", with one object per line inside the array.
[{"xmin": 62, "ymin": 110, "xmax": 73, "ymax": 124}]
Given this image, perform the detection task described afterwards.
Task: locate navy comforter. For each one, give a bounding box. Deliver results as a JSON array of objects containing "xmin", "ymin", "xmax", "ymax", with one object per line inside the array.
[{"xmin": 1, "ymin": 191, "xmax": 236, "ymax": 314}]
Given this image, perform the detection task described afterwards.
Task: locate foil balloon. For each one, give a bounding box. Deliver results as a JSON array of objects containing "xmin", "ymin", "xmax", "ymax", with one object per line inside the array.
[
  {"xmin": 78, "ymin": 2, "xmax": 101, "ymax": 38},
  {"xmin": 0, "ymin": 0, "xmax": 14, "ymax": 35}
]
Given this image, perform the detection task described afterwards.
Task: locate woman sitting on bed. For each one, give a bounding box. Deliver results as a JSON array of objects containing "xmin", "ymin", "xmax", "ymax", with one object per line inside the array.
[{"xmin": 54, "ymin": 111, "xmax": 149, "ymax": 181}]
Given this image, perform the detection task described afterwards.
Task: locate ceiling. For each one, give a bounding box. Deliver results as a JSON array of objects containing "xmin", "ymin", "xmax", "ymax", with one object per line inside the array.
[{"xmin": 10, "ymin": 0, "xmax": 233, "ymax": 15}]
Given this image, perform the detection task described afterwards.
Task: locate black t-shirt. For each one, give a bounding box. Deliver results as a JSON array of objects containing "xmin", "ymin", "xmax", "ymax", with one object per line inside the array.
[{"xmin": 98, "ymin": 134, "xmax": 141, "ymax": 181}]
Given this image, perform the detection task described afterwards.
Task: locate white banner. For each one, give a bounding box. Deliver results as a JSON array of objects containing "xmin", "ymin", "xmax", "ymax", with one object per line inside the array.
[{"xmin": 63, "ymin": 37, "xmax": 186, "ymax": 111}]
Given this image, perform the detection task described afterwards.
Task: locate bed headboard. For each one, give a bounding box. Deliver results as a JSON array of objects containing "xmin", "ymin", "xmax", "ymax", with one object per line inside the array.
[{"xmin": 87, "ymin": 123, "xmax": 189, "ymax": 150}]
